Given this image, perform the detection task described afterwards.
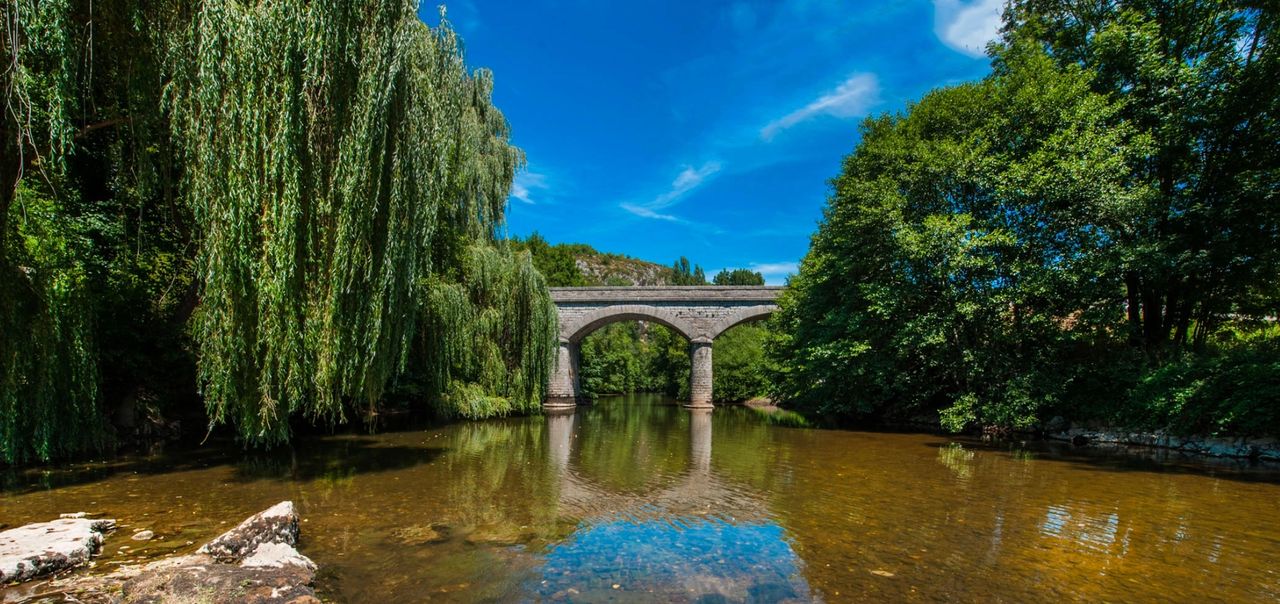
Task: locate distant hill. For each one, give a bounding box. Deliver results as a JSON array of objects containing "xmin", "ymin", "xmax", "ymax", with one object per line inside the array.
[
  {"xmin": 575, "ymin": 253, "xmax": 671, "ymax": 286},
  {"xmin": 510, "ymin": 233, "xmax": 712, "ymax": 287}
]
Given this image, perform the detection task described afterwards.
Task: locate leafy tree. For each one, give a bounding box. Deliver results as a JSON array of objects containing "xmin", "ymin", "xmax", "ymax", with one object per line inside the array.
[
  {"xmin": 669, "ymin": 257, "xmax": 708, "ymax": 285},
  {"xmin": 170, "ymin": 1, "xmax": 555, "ymax": 443},
  {"xmin": 713, "ymin": 268, "xmax": 766, "ymax": 286},
  {"xmin": 770, "ymin": 1, "xmax": 1279, "ymax": 436},
  {"xmin": 768, "ymin": 40, "xmax": 1146, "ymax": 430}
]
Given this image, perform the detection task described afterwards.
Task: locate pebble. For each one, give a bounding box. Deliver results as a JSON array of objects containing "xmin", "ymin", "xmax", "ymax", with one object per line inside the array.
[{"xmin": 132, "ymin": 530, "xmax": 155, "ymax": 541}]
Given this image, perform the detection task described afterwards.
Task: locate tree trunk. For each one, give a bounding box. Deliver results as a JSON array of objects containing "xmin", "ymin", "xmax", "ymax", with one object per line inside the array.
[
  {"xmin": 1125, "ymin": 271, "xmax": 1143, "ymax": 346},
  {"xmin": 1142, "ymin": 285, "xmax": 1164, "ymax": 354},
  {"xmin": 0, "ymin": 151, "xmax": 15, "ymax": 255}
]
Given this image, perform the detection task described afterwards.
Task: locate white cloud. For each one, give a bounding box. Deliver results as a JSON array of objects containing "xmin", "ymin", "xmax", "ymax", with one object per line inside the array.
[
  {"xmin": 736, "ymin": 261, "xmax": 799, "ymax": 286},
  {"xmin": 653, "ymin": 161, "xmax": 722, "ymax": 208},
  {"xmin": 620, "ymin": 203, "xmax": 682, "ymax": 222},
  {"xmin": 933, "ymin": 0, "xmax": 1003, "ymax": 58},
  {"xmin": 510, "ymin": 171, "xmax": 548, "ymax": 204},
  {"xmin": 761, "ymin": 73, "xmax": 881, "ymax": 140},
  {"xmin": 621, "ymin": 161, "xmax": 722, "ymax": 223},
  {"xmin": 750, "ymin": 261, "xmax": 799, "ymax": 276}
]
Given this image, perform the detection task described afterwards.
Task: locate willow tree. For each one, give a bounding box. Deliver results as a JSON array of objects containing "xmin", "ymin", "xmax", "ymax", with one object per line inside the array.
[
  {"xmin": 170, "ymin": 1, "xmax": 554, "ymax": 444},
  {"xmin": 1, "ymin": 0, "xmax": 105, "ymax": 463}
]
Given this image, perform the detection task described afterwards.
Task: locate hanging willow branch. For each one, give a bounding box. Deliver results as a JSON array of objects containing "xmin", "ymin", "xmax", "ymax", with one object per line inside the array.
[
  {"xmin": 0, "ymin": 0, "xmax": 106, "ymax": 464},
  {"xmin": 169, "ymin": 0, "xmax": 551, "ymax": 444}
]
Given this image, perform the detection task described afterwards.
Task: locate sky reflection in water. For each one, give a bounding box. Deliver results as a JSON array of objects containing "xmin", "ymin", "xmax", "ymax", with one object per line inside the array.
[{"xmin": 532, "ymin": 517, "xmax": 810, "ymax": 602}]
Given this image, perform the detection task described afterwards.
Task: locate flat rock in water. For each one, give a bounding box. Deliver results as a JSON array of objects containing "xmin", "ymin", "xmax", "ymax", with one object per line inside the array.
[
  {"xmin": 120, "ymin": 555, "xmax": 319, "ymax": 604},
  {"xmin": 0, "ymin": 517, "xmax": 116, "ymax": 583},
  {"xmin": 199, "ymin": 501, "xmax": 299, "ymax": 563}
]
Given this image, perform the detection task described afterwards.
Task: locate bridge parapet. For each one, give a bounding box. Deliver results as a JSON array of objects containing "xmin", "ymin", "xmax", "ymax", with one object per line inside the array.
[{"xmin": 550, "ymin": 286, "xmax": 784, "ymax": 304}]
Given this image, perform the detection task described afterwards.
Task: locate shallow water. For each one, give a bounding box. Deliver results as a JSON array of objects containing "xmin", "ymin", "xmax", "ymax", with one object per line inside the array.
[{"xmin": 3, "ymin": 394, "xmax": 1280, "ymax": 602}]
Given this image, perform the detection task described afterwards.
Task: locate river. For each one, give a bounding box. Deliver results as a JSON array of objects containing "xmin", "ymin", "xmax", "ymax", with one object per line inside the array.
[{"xmin": 3, "ymin": 394, "xmax": 1279, "ymax": 602}]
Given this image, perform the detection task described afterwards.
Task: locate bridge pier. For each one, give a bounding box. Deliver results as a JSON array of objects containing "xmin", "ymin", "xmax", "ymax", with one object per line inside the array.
[
  {"xmin": 546, "ymin": 339, "xmax": 583, "ymax": 410},
  {"xmin": 686, "ymin": 340, "xmax": 714, "ymax": 409}
]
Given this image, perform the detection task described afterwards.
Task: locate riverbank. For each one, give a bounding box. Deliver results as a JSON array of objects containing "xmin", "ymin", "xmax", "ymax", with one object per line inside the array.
[
  {"xmin": 1044, "ymin": 425, "xmax": 1280, "ymax": 462},
  {"xmin": 769, "ymin": 403, "xmax": 1280, "ymax": 464}
]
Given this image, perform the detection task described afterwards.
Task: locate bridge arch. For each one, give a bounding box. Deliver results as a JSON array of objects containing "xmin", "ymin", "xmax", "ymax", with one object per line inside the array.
[
  {"xmin": 560, "ymin": 304, "xmax": 697, "ymax": 344},
  {"xmin": 706, "ymin": 305, "xmax": 776, "ymax": 341}
]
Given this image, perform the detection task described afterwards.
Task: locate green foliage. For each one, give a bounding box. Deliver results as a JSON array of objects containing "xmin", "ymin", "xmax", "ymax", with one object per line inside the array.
[
  {"xmin": 418, "ymin": 245, "xmax": 557, "ymax": 419},
  {"xmin": 1, "ymin": 0, "xmax": 556, "ymax": 460},
  {"xmin": 510, "ymin": 232, "xmax": 589, "ymax": 287},
  {"xmin": 750, "ymin": 406, "xmax": 810, "ymax": 428},
  {"xmin": 579, "ymin": 323, "xmax": 664, "ymax": 396},
  {"xmin": 1, "ymin": 0, "xmax": 190, "ymax": 463},
  {"xmin": 0, "ymin": 185, "xmax": 104, "ymax": 463},
  {"xmin": 167, "ymin": 1, "xmax": 551, "ymax": 444},
  {"xmin": 1009, "ymin": 0, "xmax": 1280, "ymax": 352},
  {"xmin": 713, "ymin": 325, "xmax": 769, "ymax": 402},
  {"xmin": 669, "ymin": 257, "xmax": 708, "ymax": 285},
  {"xmin": 1115, "ymin": 326, "xmax": 1280, "ymax": 437},
  {"xmin": 712, "ymin": 268, "xmax": 765, "ymax": 286}
]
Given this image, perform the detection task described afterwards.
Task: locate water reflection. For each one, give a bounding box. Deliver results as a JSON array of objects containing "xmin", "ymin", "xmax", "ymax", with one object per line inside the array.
[
  {"xmin": 690, "ymin": 408, "xmax": 712, "ymax": 473},
  {"xmin": 539, "ymin": 400, "xmax": 813, "ymax": 602},
  {"xmin": 1041, "ymin": 504, "xmax": 1122, "ymax": 553},
  {"xmin": 4, "ymin": 395, "xmax": 1280, "ymax": 603}
]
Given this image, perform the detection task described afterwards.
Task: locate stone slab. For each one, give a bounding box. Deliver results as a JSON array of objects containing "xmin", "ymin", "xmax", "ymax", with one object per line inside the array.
[{"xmin": 0, "ymin": 517, "xmax": 116, "ymax": 583}]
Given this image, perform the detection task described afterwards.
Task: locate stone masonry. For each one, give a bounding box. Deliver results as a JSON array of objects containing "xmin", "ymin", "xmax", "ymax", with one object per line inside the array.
[{"xmin": 547, "ymin": 286, "xmax": 782, "ymax": 410}]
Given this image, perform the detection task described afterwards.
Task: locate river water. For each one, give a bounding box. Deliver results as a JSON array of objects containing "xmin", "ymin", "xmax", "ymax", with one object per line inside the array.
[{"xmin": 3, "ymin": 394, "xmax": 1280, "ymax": 602}]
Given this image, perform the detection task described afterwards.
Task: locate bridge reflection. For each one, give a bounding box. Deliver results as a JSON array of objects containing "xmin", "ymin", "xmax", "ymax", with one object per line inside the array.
[
  {"xmin": 538, "ymin": 404, "xmax": 813, "ymax": 601},
  {"xmin": 546, "ymin": 407, "xmax": 763, "ymax": 520}
]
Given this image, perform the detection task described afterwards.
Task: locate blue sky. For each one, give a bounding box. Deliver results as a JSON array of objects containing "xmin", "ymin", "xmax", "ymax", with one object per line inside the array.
[{"xmin": 421, "ymin": 1, "xmax": 1005, "ymax": 284}]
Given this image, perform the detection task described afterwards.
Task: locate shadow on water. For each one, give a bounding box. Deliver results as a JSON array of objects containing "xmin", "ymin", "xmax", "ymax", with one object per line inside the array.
[
  {"xmin": 0, "ymin": 442, "xmax": 243, "ymax": 495},
  {"xmin": 0, "ymin": 436, "xmax": 447, "ymax": 495},
  {"xmin": 229, "ymin": 438, "xmax": 448, "ymax": 482},
  {"xmin": 921, "ymin": 437, "xmax": 1280, "ymax": 485}
]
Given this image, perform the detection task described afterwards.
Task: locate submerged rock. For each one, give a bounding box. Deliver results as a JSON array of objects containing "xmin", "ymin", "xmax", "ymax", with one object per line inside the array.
[
  {"xmin": 131, "ymin": 530, "xmax": 155, "ymax": 542},
  {"xmin": 0, "ymin": 517, "xmax": 116, "ymax": 583},
  {"xmin": 391, "ymin": 524, "xmax": 449, "ymax": 545}
]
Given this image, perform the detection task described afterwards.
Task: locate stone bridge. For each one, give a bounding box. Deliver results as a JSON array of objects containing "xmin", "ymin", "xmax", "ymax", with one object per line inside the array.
[{"xmin": 546, "ymin": 286, "xmax": 783, "ymax": 410}]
